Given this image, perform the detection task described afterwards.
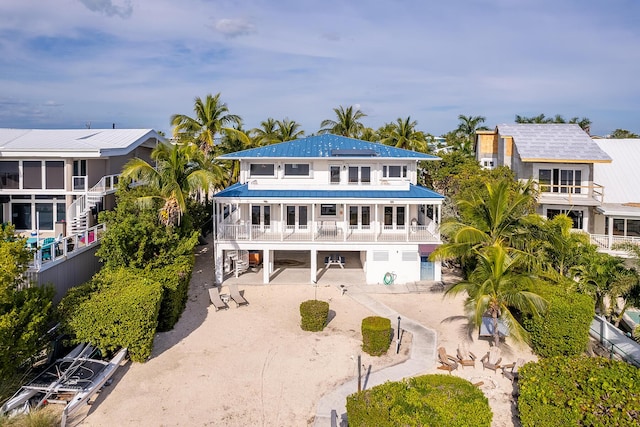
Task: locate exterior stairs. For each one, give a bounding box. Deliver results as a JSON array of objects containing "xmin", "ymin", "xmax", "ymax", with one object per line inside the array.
[
  {"xmin": 67, "ymin": 174, "xmax": 119, "ymax": 235},
  {"xmin": 228, "ymin": 250, "xmax": 249, "ymax": 278}
]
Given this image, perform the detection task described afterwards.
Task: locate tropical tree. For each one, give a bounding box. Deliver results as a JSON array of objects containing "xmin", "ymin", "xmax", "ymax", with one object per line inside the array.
[
  {"xmin": 216, "ymin": 124, "xmax": 254, "ymax": 185},
  {"xmin": 251, "ymin": 118, "xmax": 279, "ymax": 146},
  {"xmin": 379, "ymin": 116, "xmax": 427, "ymax": 152},
  {"xmin": 609, "ymin": 129, "xmax": 639, "ymax": 139},
  {"xmin": 319, "ymin": 105, "xmax": 367, "ymax": 137},
  {"xmin": 514, "ymin": 114, "xmax": 591, "ymax": 134},
  {"xmin": 120, "ymin": 142, "xmax": 222, "ymax": 226},
  {"xmin": 170, "ymin": 93, "xmax": 241, "ymax": 154},
  {"xmin": 455, "ymin": 114, "xmax": 489, "ymax": 154},
  {"xmin": 275, "ymin": 118, "xmax": 304, "ymax": 142},
  {"xmin": 359, "ymin": 127, "xmax": 379, "ymax": 142},
  {"xmin": 445, "ymin": 243, "xmax": 547, "ymax": 347}
]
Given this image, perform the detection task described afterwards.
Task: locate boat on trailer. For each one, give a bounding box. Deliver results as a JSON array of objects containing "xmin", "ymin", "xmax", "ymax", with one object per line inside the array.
[{"xmin": 1, "ymin": 343, "xmax": 127, "ymax": 426}]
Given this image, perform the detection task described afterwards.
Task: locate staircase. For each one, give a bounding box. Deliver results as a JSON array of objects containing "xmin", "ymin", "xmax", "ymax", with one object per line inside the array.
[
  {"xmin": 67, "ymin": 175, "xmax": 119, "ymax": 234},
  {"xmin": 228, "ymin": 250, "xmax": 249, "ymax": 278}
]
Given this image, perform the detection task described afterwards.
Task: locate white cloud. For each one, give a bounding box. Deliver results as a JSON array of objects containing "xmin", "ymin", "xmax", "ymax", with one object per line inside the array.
[
  {"xmin": 212, "ymin": 18, "xmax": 255, "ymax": 38},
  {"xmin": 78, "ymin": 0, "xmax": 133, "ymax": 19}
]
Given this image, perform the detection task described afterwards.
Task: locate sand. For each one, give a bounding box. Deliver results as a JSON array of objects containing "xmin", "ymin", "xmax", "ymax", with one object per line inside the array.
[{"xmin": 69, "ymin": 240, "xmax": 536, "ymax": 427}]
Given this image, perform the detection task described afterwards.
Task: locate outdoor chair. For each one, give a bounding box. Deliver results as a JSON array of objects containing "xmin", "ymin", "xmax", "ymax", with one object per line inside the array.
[
  {"xmin": 501, "ymin": 358, "xmax": 525, "ymax": 382},
  {"xmin": 41, "ymin": 237, "xmax": 56, "ymax": 261},
  {"xmin": 208, "ymin": 287, "xmax": 229, "ymax": 311},
  {"xmin": 437, "ymin": 347, "xmax": 458, "ymax": 373},
  {"xmin": 480, "ymin": 347, "xmax": 502, "ymax": 372},
  {"xmin": 228, "ymin": 283, "xmax": 249, "ymax": 307},
  {"xmin": 456, "ymin": 342, "xmax": 477, "ymax": 368}
]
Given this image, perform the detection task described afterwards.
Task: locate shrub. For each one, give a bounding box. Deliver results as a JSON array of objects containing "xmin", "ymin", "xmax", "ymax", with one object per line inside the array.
[
  {"xmin": 519, "ymin": 356, "xmax": 640, "ymax": 427},
  {"xmin": 347, "ymin": 374, "xmax": 492, "ymax": 427},
  {"xmin": 59, "ymin": 268, "xmax": 163, "ymax": 362},
  {"xmin": 299, "ymin": 300, "xmax": 329, "ymax": 331},
  {"xmin": 361, "ymin": 316, "xmax": 391, "ymax": 356},
  {"xmin": 523, "ymin": 285, "xmax": 594, "ymax": 357}
]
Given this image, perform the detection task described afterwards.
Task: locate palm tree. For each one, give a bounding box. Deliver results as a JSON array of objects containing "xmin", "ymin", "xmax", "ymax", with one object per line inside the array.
[
  {"xmin": 170, "ymin": 93, "xmax": 241, "ymax": 154},
  {"xmin": 359, "ymin": 127, "xmax": 379, "ymax": 142},
  {"xmin": 275, "ymin": 118, "xmax": 304, "ymax": 142},
  {"xmin": 610, "ymin": 129, "xmax": 639, "ymax": 138},
  {"xmin": 379, "ymin": 117, "xmax": 427, "ymax": 152},
  {"xmin": 446, "ymin": 243, "xmax": 547, "ymax": 347},
  {"xmin": 120, "ymin": 142, "xmax": 222, "ymax": 226},
  {"xmin": 216, "ymin": 124, "xmax": 254, "ymax": 185},
  {"xmin": 319, "ymin": 105, "xmax": 367, "ymax": 137},
  {"xmin": 251, "ymin": 118, "xmax": 279, "ymax": 146},
  {"xmin": 456, "ymin": 114, "xmax": 489, "ymax": 154}
]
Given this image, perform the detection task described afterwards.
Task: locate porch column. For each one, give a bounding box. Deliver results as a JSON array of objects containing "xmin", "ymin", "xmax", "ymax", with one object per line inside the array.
[
  {"xmin": 280, "ymin": 204, "xmax": 284, "ymax": 241},
  {"xmin": 214, "ymin": 244, "xmax": 224, "ymax": 285},
  {"xmin": 310, "ymin": 248, "xmax": 317, "ymax": 283},
  {"xmin": 406, "ymin": 202, "xmax": 410, "ymax": 241},
  {"xmin": 311, "ymin": 203, "xmax": 315, "ymax": 241},
  {"xmin": 343, "ymin": 203, "xmax": 347, "ymax": 241},
  {"xmin": 437, "ymin": 203, "xmax": 441, "ymax": 225},
  {"xmin": 263, "ymin": 249, "xmax": 272, "ymax": 284},
  {"xmin": 375, "ymin": 203, "xmax": 379, "ymax": 241},
  {"xmin": 249, "ymin": 202, "xmax": 253, "ymax": 239},
  {"xmin": 608, "ymin": 216, "xmax": 614, "ymax": 250}
]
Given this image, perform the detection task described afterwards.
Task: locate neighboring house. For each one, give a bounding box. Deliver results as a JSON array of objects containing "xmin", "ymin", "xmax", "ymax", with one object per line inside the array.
[
  {"xmin": 213, "ymin": 134, "xmax": 444, "ymax": 285},
  {"xmin": 0, "ymin": 128, "xmax": 163, "ymax": 237},
  {"xmin": 591, "ymin": 139, "xmax": 640, "ymax": 252},
  {"xmin": 476, "ymin": 124, "xmax": 612, "ymax": 232}
]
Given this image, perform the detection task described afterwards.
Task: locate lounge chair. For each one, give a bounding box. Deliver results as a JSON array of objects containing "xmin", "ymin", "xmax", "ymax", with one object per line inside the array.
[
  {"xmin": 41, "ymin": 237, "xmax": 56, "ymax": 261},
  {"xmin": 437, "ymin": 347, "xmax": 458, "ymax": 373},
  {"xmin": 208, "ymin": 287, "xmax": 228, "ymax": 311},
  {"xmin": 501, "ymin": 358, "xmax": 525, "ymax": 382},
  {"xmin": 228, "ymin": 283, "xmax": 249, "ymax": 307},
  {"xmin": 456, "ymin": 343, "xmax": 477, "ymax": 368},
  {"xmin": 480, "ymin": 347, "xmax": 502, "ymax": 372}
]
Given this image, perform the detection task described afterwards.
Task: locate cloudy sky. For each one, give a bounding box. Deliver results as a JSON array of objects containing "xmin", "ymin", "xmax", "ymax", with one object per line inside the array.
[{"xmin": 0, "ymin": 0, "xmax": 638, "ymax": 137}]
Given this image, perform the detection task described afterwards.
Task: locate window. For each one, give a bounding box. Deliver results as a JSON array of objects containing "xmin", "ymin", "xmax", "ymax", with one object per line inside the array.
[
  {"xmin": 383, "ymin": 165, "xmax": 407, "ymax": 178},
  {"xmin": 73, "ymin": 160, "xmax": 87, "ymax": 177},
  {"xmin": 284, "ymin": 163, "xmax": 310, "ymax": 176},
  {"xmin": 361, "ymin": 167, "xmax": 370, "ymax": 183},
  {"xmin": 546, "ymin": 208, "xmax": 583, "ymax": 229},
  {"xmin": 348, "ymin": 166, "xmax": 371, "ymax": 184},
  {"xmin": 23, "ymin": 161, "xmax": 42, "ymax": 189},
  {"xmin": 250, "ymin": 163, "xmax": 275, "ymax": 176},
  {"xmin": 286, "ymin": 205, "xmax": 307, "ymax": 228},
  {"xmin": 384, "ymin": 206, "xmax": 393, "ymax": 226},
  {"xmin": 361, "ymin": 206, "xmax": 370, "ymax": 227},
  {"xmin": 330, "ymin": 166, "xmax": 341, "ymax": 184},
  {"xmin": 0, "ymin": 162, "xmax": 19, "ymax": 189},
  {"xmin": 349, "ymin": 206, "xmax": 372, "ymax": 229},
  {"xmin": 348, "ymin": 167, "xmax": 358, "ymax": 183},
  {"xmin": 321, "ymin": 204, "xmax": 337, "ymax": 216},
  {"xmin": 46, "ymin": 161, "xmax": 64, "ymax": 189},
  {"xmin": 11, "ymin": 203, "xmax": 31, "ymax": 230},
  {"xmin": 539, "ymin": 168, "xmax": 582, "ymax": 194},
  {"xmin": 57, "ymin": 203, "xmax": 66, "ymax": 222},
  {"xmin": 397, "ymin": 206, "xmax": 405, "ymax": 227},
  {"xmin": 349, "ymin": 206, "xmax": 358, "ymax": 226},
  {"xmin": 36, "ymin": 203, "xmax": 53, "ymax": 230}
]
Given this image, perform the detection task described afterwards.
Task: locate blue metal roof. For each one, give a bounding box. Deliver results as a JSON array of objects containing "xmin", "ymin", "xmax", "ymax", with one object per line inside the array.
[
  {"xmin": 217, "ymin": 134, "xmax": 439, "ymax": 160},
  {"xmin": 215, "ymin": 182, "xmax": 444, "ymax": 200}
]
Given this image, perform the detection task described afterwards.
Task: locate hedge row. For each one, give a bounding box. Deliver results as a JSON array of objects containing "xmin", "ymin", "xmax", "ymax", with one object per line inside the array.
[
  {"xmin": 147, "ymin": 254, "xmax": 195, "ymax": 332},
  {"xmin": 523, "ymin": 285, "xmax": 594, "ymax": 357},
  {"xmin": 300, "ymin": 300, "xmax": 329, "ymax": 331},
  {"xmin": 361, "ymin": 316, "xmax": 391, "ymax": 356},
  {"xmin": 518, "ymin": 356, "xmax": 640, "ymax": 427},
  {"xmin": 347, "ymin": 374, "xmax": 492, "ymax": 427},
  {"xmin": 59, "ymin": 268, "xmax": 163, "ymax": 362}
]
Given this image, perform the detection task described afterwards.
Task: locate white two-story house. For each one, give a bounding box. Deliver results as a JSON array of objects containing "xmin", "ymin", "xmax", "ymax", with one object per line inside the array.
[
  {"xmin": 213, "ymin": 134, "xmax": 444, "ymax": 286},
  {"xmin": 476, "ymin": 124, "xmax": 612, "ymax": 232},
  {"xmin": 0, "ymin": 128, "xmax": 162, "ymax": 238}
]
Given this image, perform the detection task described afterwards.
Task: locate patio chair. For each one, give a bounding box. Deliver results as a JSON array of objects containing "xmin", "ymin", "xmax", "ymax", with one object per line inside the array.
[
  {"xmin": 480, "ymin": 347, "xmax": 502, "ymax": 372},
  {"xmin": 228, "ymin": 283, "xmax": 249, "ymax": 307},
  {"xmin": 41, "ymin": 237, "xmax": 56, "ymax": 261},
  {"xmin": 456, "ymin": 342, "xmax": 477, "ymax": 368},
  {"xmin": 437, "ymin": 347, "xmax": 458, "ymax": 373},
  {"xmin": 501, "ymin": 358, "xmax": 525, "ymax": 382},
  {"xmin": 208, "ymin": 287, "xmax": 228, "ymax": 311}
]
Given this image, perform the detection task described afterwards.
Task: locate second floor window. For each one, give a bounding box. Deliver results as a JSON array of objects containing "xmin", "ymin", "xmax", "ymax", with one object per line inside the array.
[
  {"xmin": 330, "ymin": 166, "xmax": 341, "ymax": 183},
  {"xmin": 539, "ymin": 168, "xmax": 582, "ymax": 194},
  {"xmin": 250, "ymin": 163, "xmax": 275, "ymax": 176},
  {"xmin": 383, "ymin": 165, "xmax": 407, "ymax": 178},
  {"xmin": 348, "ymin": 166, "xmax": 371, "ymax": 184},
  {"xmin": 284, "ymin": 163, "xmax": 310, "ymax": 176}
]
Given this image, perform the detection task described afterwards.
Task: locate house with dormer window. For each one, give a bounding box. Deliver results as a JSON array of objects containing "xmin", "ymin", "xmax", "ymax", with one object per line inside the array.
[
  {"xmin": 476, "ymin": 124, "xmax": 612, "ymax": 232},
  {"xmin": 213, "ymin": 134, "xmax": 444, "ymax": 286}
]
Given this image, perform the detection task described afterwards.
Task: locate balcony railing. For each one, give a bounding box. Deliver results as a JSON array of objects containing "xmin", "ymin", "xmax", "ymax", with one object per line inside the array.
[
  {"xmin": 216, "ymin": 222, "xmax": 440, "ymax": 243},
  {"xmin": 589, "ymin": 233, "xmax": 640, "ymax": 251},
  {"xmin": 534, "ymin": 181, "xmax": 604, "ymax": 205}
]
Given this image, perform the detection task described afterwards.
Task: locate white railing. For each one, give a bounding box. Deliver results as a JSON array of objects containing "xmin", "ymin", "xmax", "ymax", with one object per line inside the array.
[
  {"xmin": 534, "ymin": 181, "xmax": 605, "ymax": 204},
  {"xmin": 589, "ymin": 234, "xmax": 640, "ymax": 251},
  {"xmin": 217, "ymin": 222, "xmax": 440, "ymax": 243},
  {"xmin": 66, "ymin": 174, "xmax": 120, "ymax": 231},
  {"xmin": 29, "ymin": 223, "xmax": 106, "ymax": 270}
]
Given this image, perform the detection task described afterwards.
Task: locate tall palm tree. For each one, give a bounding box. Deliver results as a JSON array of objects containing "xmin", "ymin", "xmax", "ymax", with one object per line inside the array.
[
  {"xmin": 120, "ymin": 142, "xmax": 222, "ymax": 226},
  {"xmin": 170, "ymin": 93, "xmax": 241, "ymax": 154},
  {"xmin": 319, "ymin": 105, "xmax": 367, "ymax": 137},
  {"xmin": 379, "ymin": 117, "xmax": 427, "ymax": 152},
  {"xmin": 275, "ymin": 118, "xmax": 304, "ymax": 142},
  {"xmin": 251, "ymin": 118, "xmax": 279, "ymax": 146},
  {"xmin": 446, "ymin": 243, "xmax": 547, "ymax": 347},
  {"xmin": 456, "ymin": 114, "xmax": 489, "ymax": 152},
  {"xmin": 216, "ymin": 124, "xmax": 254, "ymax": 186}
]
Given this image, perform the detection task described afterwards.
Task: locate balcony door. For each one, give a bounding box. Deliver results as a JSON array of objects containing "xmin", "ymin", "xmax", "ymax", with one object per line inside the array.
[
  {"xmin": 383, "ymin": 206, "xmax": 406, "ymax": 230},
  {"xmin": 349, "ymin": 206, "xmax": 371, "ymax": 230},
  {"xmin": 251, "ymin": 205, "xmax": 271, "ymax": 229},
  {"xmin": 286, "ymin": 205, "xmax": 308, "ymax": 229}
]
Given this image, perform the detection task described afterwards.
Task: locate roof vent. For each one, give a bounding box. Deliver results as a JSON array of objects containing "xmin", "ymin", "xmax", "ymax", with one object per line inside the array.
[{"xmin": 330, "ymin": 149, "xmax": 378, "ymax": 157}]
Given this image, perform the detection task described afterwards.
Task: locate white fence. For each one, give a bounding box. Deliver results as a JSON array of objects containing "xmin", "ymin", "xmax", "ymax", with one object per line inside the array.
[{"xmin": 589, "ymin": 315, "xmax": 640, "ymax": 367}]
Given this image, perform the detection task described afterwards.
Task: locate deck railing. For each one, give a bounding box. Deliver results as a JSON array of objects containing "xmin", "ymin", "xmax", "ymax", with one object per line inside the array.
[
  {"xmin": 589, "ymin": 234, "xmax": 640, "ymax": 251},
  {"xmin": 28, "ymin": 223, "xmax": 106, "ymax": 270},
  {"xmin": 534, "ymin": 181, "xmax": 605, "ymax": 204}
]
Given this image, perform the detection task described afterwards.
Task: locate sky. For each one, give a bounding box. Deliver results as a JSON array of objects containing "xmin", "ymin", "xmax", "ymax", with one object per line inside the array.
[{"xmin": 0, "ymin": 0, "xmax": 639, "ymax": 137}]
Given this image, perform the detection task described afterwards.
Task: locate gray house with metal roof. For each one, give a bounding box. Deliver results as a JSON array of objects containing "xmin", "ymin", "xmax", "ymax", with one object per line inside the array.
[
  {"xmin": 476, "ymin": 124, "xmax": 612, "ymax": 232},
  {"xmin": 214, "ymin": 134, "xmax": 444, "ymax": 286}
]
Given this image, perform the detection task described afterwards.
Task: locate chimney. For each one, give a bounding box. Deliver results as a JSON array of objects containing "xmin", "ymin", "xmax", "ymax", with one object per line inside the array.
[{"xmin": 112, "ymin": 123, "xmax": 116, "ymax": 129}]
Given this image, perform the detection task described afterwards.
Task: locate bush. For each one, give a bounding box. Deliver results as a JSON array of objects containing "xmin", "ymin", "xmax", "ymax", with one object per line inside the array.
[
  {"xmin": 146, "ymin": 255, "xmax": 195, "ymax": 332},
  {"xmin": 299, "ymin": 300, "xmax": 329, "ymax": 331},
  {"xmin": 347, "ymin": 374, "xmax": 492, "ymax": 427},
  {"xmin": 361, "ymin": 316, "xmax": 391, "ymax": 356},
  {"xmin": 59, "ymin": 268, "xmax": 163, "ymax": 362},
  {"xmin": 519, "ymin": 356, "xmax": 640, "ymax": 427},
  {"xmin": 523, "ymin": 285, "xmax": 594, "ymax": 357}
]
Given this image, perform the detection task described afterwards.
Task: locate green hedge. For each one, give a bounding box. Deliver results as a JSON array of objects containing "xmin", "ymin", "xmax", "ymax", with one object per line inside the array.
[
  {"xmin": 300, "ymin": 300, "xmax": 329, "ymax": 331},
  {"xmin": 347, "ymin": 374, "xmax": 492, "ymax": 427},
  {"xmin": 523, "ymin": 285, "xmax": 594, "ymax": 357},
  {"xmin": 146, "ymin": 254, "xmax": 195, "ymax": 332},
  {"xmin": 519, "ymin": 356, "xmax": 640, "ymax": 427},
  {"xmin": 361, "ymin": 316, "xmax": 391, "ymax": 356},
  {"xmin": 59, "ymin": 268, "xmax": 163, "ymax": 362}
]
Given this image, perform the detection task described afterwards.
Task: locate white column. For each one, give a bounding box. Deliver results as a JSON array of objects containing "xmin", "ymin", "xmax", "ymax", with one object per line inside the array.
[
  {"xmin": 214, "ymin": 245, "xmax": 224, "ymax": 285},
  {"xmin": 343, "ymin": 203, "xmax": 347, "ymax": 241},
  {"xmin": 311, "ymin": 203, "xmax": 316, "ymax": 241},
  {"xmin": 310, "ymin": 248, "xmax": 317, "ymax": 283},
  {"xmin": 280, "ymin": 204, "xmax": 284, "ymax": 241},
  {"xmin": 608, "ymin": 216, "xmax": 614, "ymax": 250},
  {"xmin": 263, "ymin": 249, "xmax": 271, "ymax": 284},
  {"xmin": 374, "ymin": 203, "xmax": 379, "ymax": 241}
]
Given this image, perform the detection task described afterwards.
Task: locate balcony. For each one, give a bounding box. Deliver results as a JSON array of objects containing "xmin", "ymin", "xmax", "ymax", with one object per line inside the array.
[
  {"xmin": 533, "ymin": 181, "xmax": 604, "ymax": 206},
  {"xmin": 216, "ymin": 222, "xmax": 440, "ymax": 243}
]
